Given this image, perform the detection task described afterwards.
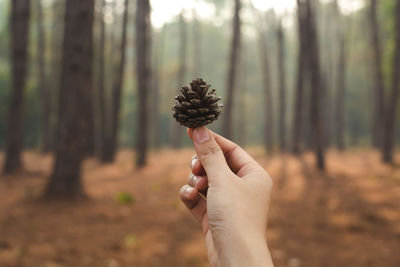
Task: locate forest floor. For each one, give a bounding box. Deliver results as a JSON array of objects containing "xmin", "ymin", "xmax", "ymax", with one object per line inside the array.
[{"xmin": 0, "ymin": 148, "xmax": 400, "ymax": 267}]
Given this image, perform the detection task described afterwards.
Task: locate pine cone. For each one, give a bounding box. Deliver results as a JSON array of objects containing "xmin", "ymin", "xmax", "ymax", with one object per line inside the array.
[{"xmin": 172, "ymin": 78, "xmax": 223, "ymax": 128}]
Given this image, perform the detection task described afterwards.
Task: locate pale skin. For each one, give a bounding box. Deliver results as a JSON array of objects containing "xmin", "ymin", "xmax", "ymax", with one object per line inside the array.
[{"xmin": 180, "ymin": 126, "xmax": 274, "ymax": 267}]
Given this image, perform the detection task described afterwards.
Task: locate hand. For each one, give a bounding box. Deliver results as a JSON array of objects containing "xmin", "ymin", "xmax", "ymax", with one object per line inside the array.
[{"xmin": 180, "ymin": 126, "xmax": 274, "ymax": 267}]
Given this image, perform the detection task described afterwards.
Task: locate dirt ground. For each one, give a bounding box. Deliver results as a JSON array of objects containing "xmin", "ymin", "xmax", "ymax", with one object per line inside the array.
[{"xmin": 0, "ymin": 148, "xmax": 400, "ymax": 267}]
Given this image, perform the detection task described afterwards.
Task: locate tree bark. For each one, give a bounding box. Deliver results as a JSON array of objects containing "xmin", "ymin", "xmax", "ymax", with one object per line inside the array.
[
  {"xmin": 252, "ymin": 5, "xmax": 273, "ymax": 153},
  {"xmin": 192, "ymin": 1, "xmax": 202, "ymax": 77},
  {"xmin": 292, "ymin": 0, "xmax": 307, "ymax": 155},
  {"xmin": 97, "ymin": 0, "xmax": 107, "ymax": 160},
  {"xmin": 277, "ymin": 21, "xmax": 286, "ymax": 151},
  {"xmin": 172, "ymin": 13, "xmax": 187, "ymax": 149},
  {"xmin": 336, "ymin": 35, "xmax": 347, "ymax": 150},
  {"xmin": 369, "ymin": 0, "xmax": 385, "ymax": 148},
  {"xmin": 135, "ymin": 0, "xmax": 151, "ymax": 167},
  {"xmin": 102, "ymin": 0, "xmax": 130, "ymax": 162},
  {"xmin": 3, "ymin": 0, "xmax": 31, "ymax": 174},
  {"xmin": 48, "ymin": 0, "xmax": 65, "ymax": 154},
  {"xmin": 305, "ymin": 0, "xmax": 325, "ymax": 170},
  {"xmin": 223, "ymin": 0, "xmax": 241, "ymax": 140},
  {"xmin": 45, "ymin": 0, "xmax": 95, "ymax": 197},
  {"xmin": 152, "ymin": 25, "xmax": 165, "ymax": 150},
  {"xmin": 36, "ymin": 0, "xmax": 51, "ymax": 153},
  {"xmin": 382, "ymin": 0, "xmax": 400, "ymax": 163}
]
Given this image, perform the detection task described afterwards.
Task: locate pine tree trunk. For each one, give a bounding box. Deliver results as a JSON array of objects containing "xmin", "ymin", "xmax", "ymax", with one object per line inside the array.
[
  {"xmin": 36, "ymin": 0, "xmax": 51, "ymax": 153},
  {"xmin": 97, "ymin": 0, "xmax": 107, "ymax": 160},
  {"xmin": 292, "ymin": 0, "xmax": 307, "ymax": 155},
  {"xmin": 336, "ymin": 35, "xmax": 347, "ymax": 150},
  {"xmin": 192, "ymin": 2, "xmax": 202, "ymax": 77},
  {"xmin": 102, "ymin": 0, "xmax": 129, "ymax": 163},
  {"xmin": 369, "ymin": 0, "xmax": 385, "ymax": 148},
  {"xmin": 48, "ymin": 0, "xmax": 65, "ymax": 153},
  {"xmin": 172, "ymin": 13, "xmax": 187, "ymax": 149},
  {"xmin": 152, "ymin": 25, "xmax": 165, "ymax": 150},
  {"xmin": 277, "ymin": 22, "xmax": 286, "ymax": 151},
  {"xmin": 135, "ymin": 0, "xmax": 151, "ymax": 167},
  {"xmin": 223, "ymin": 0, "xmax": 241, "ymax": 140},
  {"xmin": 305, "ymin": 0, "xmax": 325, "ymax": 170},
  {"xmin": 236, "ymin": 42, "xmax": 247, "ymax": 146},
  {"xmin": 382, "ymin": 0, "xmax": 400, "ymax": 163},
  {"xmin": 3, "ymin": 0, "xmax": 31, "ymax": 174},
  {"xmin": 45, "ymin": 0, "xmax": 94, "ymax": 197}
]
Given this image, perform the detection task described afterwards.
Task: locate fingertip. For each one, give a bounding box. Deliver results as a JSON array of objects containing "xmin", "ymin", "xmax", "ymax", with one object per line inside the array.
[
  {"xmin": 191, "ymin": 158, "xmax": 205, "ymax": 176},
  {"xmin": 180, "ymin": 185, "xmax": 198, "ymax": 201},
  {"xmin": 187, "ymin": 128, "xmax": 194, "ymax": 140}
]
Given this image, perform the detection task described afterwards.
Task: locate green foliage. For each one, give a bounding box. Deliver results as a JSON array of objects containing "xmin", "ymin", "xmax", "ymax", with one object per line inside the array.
[{"xmin": 116, "ymin": 192, "xmax": 135, "ymax": 205}]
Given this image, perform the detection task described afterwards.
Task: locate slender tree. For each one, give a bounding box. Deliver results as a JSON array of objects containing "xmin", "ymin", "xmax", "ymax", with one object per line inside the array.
[
  {"xmin": 277, "ymin": 21, "xmax": 286, "ymax": 151},
  {"xmin": 369, "ymin": 0, "xmax": 385, "ymax": 147},
  {"xmin": 102, "ymin": 0, "xmax": 130, "ymax": 162},
  {"xmin": 236, "ymin": 41, "xmax": 247, "ymax": 146},
  {"xmin": 252, "ymin": 3, "xmax": 274, "ymax": 153},
  {"xmin": 192, "ymin": 1, "xmax": 202, "ymax": 77},
  {"xmin": 292, "ymin": 0, "xmax": 307, "ymax": 154},
  {"xmin": 36, "ymin": 0, "xmax": 51, "ymax": 153},
  {"xmin": 305, "ymin": 0, "xmax": 325, "ymax": 170},
  {"xmin": 335, "ymin": 34, "xmax": 347, "ymax": 150},
  {"xmin": 334, "ymin": 1, "xmax": 347, "ymax": 151},
  {"xmin": 382, "ymin": 0, "xmax": 400, "ymax": 163},
  {"xmin": 152, "ymin": 25, "xmax": 166, "ymax": 149},
  {"xmin": 223, "ymin": 0, "xmax": 241, "ymax": 140},
  {"xmin": 97, "ymin": 0, "xmax": 107, "ymax": 159},
  {"xmin": 3, "ymin": 0, "xmax": 31, "ymax": 174},
  {"xmin": 172, "ymin": 12, "xmax": 187, "ymax": 149},
  {"xmin": 45, "ymin": 0, "xmax": 95, "ymax": 197},
  {"xmin": 135, "ymin": 0, "xmax": 151, "ymax": 167}
]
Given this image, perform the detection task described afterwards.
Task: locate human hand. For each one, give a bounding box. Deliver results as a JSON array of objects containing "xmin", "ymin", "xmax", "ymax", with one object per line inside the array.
[{"xmin": 180, "ymin": 126, "xmax": 274, "ymax": 267}]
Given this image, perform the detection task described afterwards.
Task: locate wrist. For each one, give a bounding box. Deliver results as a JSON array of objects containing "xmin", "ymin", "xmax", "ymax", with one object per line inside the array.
[{"xmin": 218, "ymin": 232, "xmax": 273, "ymax": 267}]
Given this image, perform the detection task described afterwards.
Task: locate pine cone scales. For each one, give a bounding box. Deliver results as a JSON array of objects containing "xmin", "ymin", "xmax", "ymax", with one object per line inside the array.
[{"xmin": 173, "ymin": 78, "xmax": 223, "ymax": 128}]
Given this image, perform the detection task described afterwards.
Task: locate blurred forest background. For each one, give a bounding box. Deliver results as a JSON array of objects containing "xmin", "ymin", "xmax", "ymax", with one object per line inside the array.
[{"xmin": 0, "ymin": 0, "xmax": 400, "ymax": 266}]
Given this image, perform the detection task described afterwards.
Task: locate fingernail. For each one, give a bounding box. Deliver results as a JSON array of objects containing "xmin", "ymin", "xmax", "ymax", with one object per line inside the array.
[
  {"xmin": 186, "ymin": 187, "xmax": 195, "ymax": 194},
  {"xmin": 193, "ymin": 127, "xmax": 210, "ymax": 144},
  {"xmin": 190, "ymin": 158, "xmax": 198, "ymax": 169},
  {"xmin": 192, "ymin": 176, "xmax": 201, "ymax": 187}
]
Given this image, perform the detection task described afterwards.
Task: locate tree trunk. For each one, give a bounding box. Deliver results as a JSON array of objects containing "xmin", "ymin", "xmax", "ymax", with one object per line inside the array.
[
  {"xmin": 48, "ymin": 0, "xmax": 65, "ymax": 153},
  {"xmin": 35, "ymin": 0, "xmax": 51, "ymax": 153},
  {"xmin": 152, "ymin": 25, "xmax": 165, "ymax": 150},
  {"xmin": 102, "ymin": 0, "xmax": 129, "ymax": 163},
  {"xmin": 223, "ymin": 0, "xmax": 241, "ymax": 140},
  {"xmin": 45, "ymin": 0, "xmax": 95, "ymax": 197},
  {"xmin": 135, "ymin": 0, "xmax": 151, "ymax": 167},
  {"xmin": 292, "ymin": 0, "xmax": 307, "ymax": 155},
  {"xmin": 277, "ymin": 21, "xmax": 286, "ymax": 151},
  {"xmin": 192, "ymin": 2, "xmax": 202, "ymax": 77},
  {"xmin": 3, "ymin": 0, "xmax": 31, "ymax": 174},
  {"xmin": 252, "ymin": 5, "xmax": 273, "ymax": 153},
  {"xmin": 382, "ymin": 0, "xmax": 400, "ymax": 163},
  {"xmin": 305, "ymin": 0, "xmax": 325, "ymax": 170},
  {"xmin": 236, "ymin": 42, "xmax": 247, "ymax": 146},
  {"xmin": 336, "ymin": 35, "xmax": 347, "ymax": 150},
  {"xmin": 369, "ymin": 0, "xmax": 385, "ymax": 148},
  {"xmin": 172, "ymin": 13, "xmax": 187, "ymax": 149},
  {"xmin": 97, "ymin": 0, "xmax": 107, "ymax": 160}
]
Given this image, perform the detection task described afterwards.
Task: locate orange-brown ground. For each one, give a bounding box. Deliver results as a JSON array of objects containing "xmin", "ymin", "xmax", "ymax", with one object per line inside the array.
[{"xmin": 0, "ymin": 149, "xmax": 400, "ymax": 267}]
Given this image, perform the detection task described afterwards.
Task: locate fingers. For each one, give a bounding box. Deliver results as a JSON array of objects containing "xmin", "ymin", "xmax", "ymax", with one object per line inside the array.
[
  {"xmin": 188, "ymin": 173, "xmax": 208, "ymax": 191},
  {"xmin": 191, "ymin": 127, "xmax": 231, "ymax": 185},
  {"xmin": 188, "ymin": 128, "xmax": 263, "ymax": 177},
  {"xmin": 190, "ymin": 155, "xmax": 205, "ymax": 176},
  {"xmin": 180, "ymin": 185, "xmax": 207, "ymax": 223}
]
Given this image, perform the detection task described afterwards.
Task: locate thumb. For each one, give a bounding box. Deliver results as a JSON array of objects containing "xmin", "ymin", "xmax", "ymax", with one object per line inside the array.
[{"xmin": 192, "ymin": 126, "xmax": 231, "ymax": 185}]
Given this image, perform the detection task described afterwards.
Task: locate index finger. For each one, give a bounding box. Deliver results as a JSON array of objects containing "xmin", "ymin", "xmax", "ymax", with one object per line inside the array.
[{"xmin": 187, "ymin": 128, "xmax": 263, "ymax": 177}]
